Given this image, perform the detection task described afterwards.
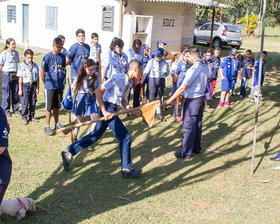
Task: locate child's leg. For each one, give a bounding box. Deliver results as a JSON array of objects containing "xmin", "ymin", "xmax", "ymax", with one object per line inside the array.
[
  {"xmin": 21, "ymin": 83, "xmax": 29, "ymax": 120},
  {"xmin": 30, "ymin": 83, "xmax": 37, "ymax": 119},
  {"xmin": 11, "ymin": 79, "xmax": 19, "ymax": 112},
  {"xmin": 89, "ymin": 113, "xmax": 99, "ymax": 133},
  {"xmin": 225, "ymin": 91, "xmax": 230, "ymax": 101},
  {"xmin": 53, "ymin": 108, "xmax": 60, "ymax": 124},
  {"xmin": 1, "ymin": 72, "xmax": 11, "ymax": 113},
  {"xmin": 211, "ymin": 78, "xmax": 217, "ymax": 96},
  {"xmin": 173, "ymin": 96, "xmax": 180, "ymax": 116},
  {"xmin": 46, "ymin": 110, "xmax": 51, "ymax": 126},
  {"xmin": 220, "ymin": 91, "xmax": 226, "ymax": 102},
  {"xmin": 73, "ymin": 116, "xmax": 84, "ymax": 140}
]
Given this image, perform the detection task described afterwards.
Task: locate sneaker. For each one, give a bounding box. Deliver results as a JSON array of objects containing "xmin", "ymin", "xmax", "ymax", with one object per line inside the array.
[
  {"xmin": 218, "ymin": 101, "xmax": 224, "ymax": 108},
  {"xmin": 121, "ymin": 167, "xmax": 142, "ymax": 178},
  {"xmin": 5, "ymin": 112, "xmax": 11, "ymax": 117},
  {"xmin": 156, "ymin": 114, "xmax": 167, "ymax": 122},
  {"xmin": 175, "ymin": 115, "xmax": 182, "ymax": 121},
  {"xmin": 71, "ymin": 112, "xmax": 77, "ymax": 121},
  {"xmin": 224, "ymin": 102, "xmax": 233, "ymax": 107},
  {"xmin": 61, "ymin": 151, "xmax": 72, "ymax": 172},
  {"xmin": 22, "ymin": 119, "xmax": 28, "ymax": 125},
  {"xmin": 55, "ymin": 123, "xmax": 64, "ymax": 130},
  {"xmin": 174, "ymin": 151, "xmax": 191, "ymax": 160},
  {"xmin": 14, "ymin": 111, "xmax": 20, "ymax": 116},
  {"xmin": 44, "ymin": 126, "xmax": 53, "ymax": 136},
  {"xmin": 87, "ymin": 145, "xmax": 94, "ymax": 151},
  {"xmin": 31, "ymin": 117, "xmax": 39, "ymax": 122}
]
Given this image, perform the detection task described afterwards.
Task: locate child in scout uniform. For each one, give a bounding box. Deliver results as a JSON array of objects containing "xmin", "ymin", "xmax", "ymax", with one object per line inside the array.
[
  {"xmin": 173, "ymin": 51, "xmax": 188, "ymax": 121},
  {"xmin": 61, "ymin": 59, "xmax": 143, "ymax": 178},
  {"xmin": 239, "ymin": 49, "xmax": 254, "ymax": 99},
  {"xmin": 72, "ymin": 59, "xmax": 100, "ymax": 151},
  {"xmin": 250, "ymin": 51, "xmax": 267, "ymax": 101},
  {"xmin": 66, "ymin": 29, "xmax": 90, "ymax": 83},
  {"xmin": 0, "ymin": 106, "xmax": 12, "ymax": 205},
  {"xmin": 142, "ymin": 48, "xmax": 170, "ymax": 122},
  {"xmin": 17, "ymin": 49, "xmax": 40, "ymax": 125},
  {"xmin": 170, "ymin": 53, "xmax": 183, "ymax": 97},
  {"xmin": 150, "ymin": 40, "xmax": 166, "ymax": 59},
  {"xmin": 40, "ymin": 38, "xmax": 66, "ymax": 136},
  {"xmin": 203, "ymin": 49, "xmax": 214, "ymax": 113},
  {"xmin": 218, "ymin": 48, "xmax": 240, "ymax": 108},
  {"xmin": 210, "ymin": 47, "xmax": 221, "ymax": 97},
  {"xmin": 0, "ymin": 38, "xmax": 20, "ymax": 117},
  {"xmin": 141, "ymin": 44, "xmax": 150, "ymax": 101},
  {"xmin": 89, "ymin": 33, "xmax": 102, "ymax": 65},
  {"xmin": 126, "ymin": 39, "xmax": 143, "ymax": 108},
  {"xmin": 101, "ymin": 38, "xmax": 128, "ymax": 82}
]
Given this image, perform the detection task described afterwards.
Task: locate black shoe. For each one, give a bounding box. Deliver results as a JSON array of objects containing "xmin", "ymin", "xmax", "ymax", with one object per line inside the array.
[
  {"xmin": 270, "ymin": 157, "xmax": 280, "ymax": 162},
  {"xmin": 121, "ymin": 167, "xmax": 142, "ymax": 178},
  {"xmin": 61, "ymin": 151, "xmax": 72, "ymax": 171},
  {"xmin": 156, "ymin": 114, "xmax": 167, "ymax": 122},
  {"xmin": 44, "ymin": 126, "xmax": 53, "ymax": 136}
]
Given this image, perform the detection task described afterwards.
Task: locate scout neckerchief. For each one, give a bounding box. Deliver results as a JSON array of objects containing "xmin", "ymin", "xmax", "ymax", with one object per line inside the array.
[
  {"xmin": 84, "ymin": 75, "xmax": 95, "ymax": 98},
  {"xmin": 23, "ymin": 60, "xmax": 35, "ymax": 85},
  {"xmin": 94, "ymin": 44, "xmax": 99, "ymax": 60},
  {"xmin": 7, "ymin": 49, "xmax": 18, "ymax": 72},
  {"xmin": 205, "ymin": 60, "xmax": 212, "ymax": 79},
  {"xmin": 121, "ymin": 73, "xmax": 133, "ymax": 102}
]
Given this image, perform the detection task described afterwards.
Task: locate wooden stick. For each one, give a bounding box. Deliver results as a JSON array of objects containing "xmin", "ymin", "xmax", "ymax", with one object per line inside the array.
[
  {"xmin": 54, "ymin": 100, "xmax": 159, "ymax": 135},
  {"xmin": 98, "ymin": 49, "xmax": 102, "ymax": 84},
  {"xmin": 66, "ymin": 78, "xmax": 74, "ymax": 143}
]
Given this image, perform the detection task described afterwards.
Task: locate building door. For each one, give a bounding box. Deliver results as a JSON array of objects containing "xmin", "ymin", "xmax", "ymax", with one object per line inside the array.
[{"xmin": 22, "ymin": 4, "xmax": 29, "ymax": 43}]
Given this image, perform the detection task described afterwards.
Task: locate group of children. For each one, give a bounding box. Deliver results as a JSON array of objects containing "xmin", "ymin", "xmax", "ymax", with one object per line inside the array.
[{"xmin": 0, "ymin": 30, "xmax": 268, "ymax": 138}]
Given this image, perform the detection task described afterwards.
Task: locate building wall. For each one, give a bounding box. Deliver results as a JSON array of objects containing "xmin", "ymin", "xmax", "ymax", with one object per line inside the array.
[
  {"xmin": 124, "ymin": 0, "xmax": 196, "ymax": 53},
  {"xmin": 0, "ymin": 0, "xmax": 121, "ymax": 51}
]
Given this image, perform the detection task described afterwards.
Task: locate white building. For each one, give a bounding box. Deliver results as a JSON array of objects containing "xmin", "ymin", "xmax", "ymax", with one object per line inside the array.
[{"xmin": 0, "ymin": 0, "xmax": 227, "ymax": 53}]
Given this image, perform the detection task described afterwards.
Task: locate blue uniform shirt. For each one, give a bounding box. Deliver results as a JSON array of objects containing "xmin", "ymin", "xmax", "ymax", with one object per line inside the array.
[
  {"xmin": 89, "ymin": 42, "xmax": 102, "ymax": 63},
  {"xmin": 126, "ymin": 48, "xmax": 144, "ymax": 62},
  {"xmin": 17, "ymin": 61, "xmax": 39, "ymax": 83},
  {"xmin": 61, "ymin": 48, "xmax": 68, "ymax": 57},
  {"xmin": 102, "ymin": 51, "xmax": 129, "ymax": 80},
  {"xmin": 210, "ymin": 55, "xmax": 220, "ymax": 79},
  {"xmin": 41, "ymin": 52, "xmax": 66, "ymax": 90},
  {"xmin": 182, "ymin": 59, "xmax": 208, "ymax": 99},
  {"xmin": 67, "ymin": 43, "xmax": 90, "ymax": 79},
  {"xmin": 220, "ymin": 57, "xmax": 240, "ymax": 78},
  {"xmin": 203, "ymin": 59, "xmax": 214, "ymax": 80},
  {"xmin": 150, "ymin": 49, "xmax": 157, "ymax": 59},
  {"xmin": 0, "ymin": 50, "xmax": 20, "ymax": 72},
  {"xmin": 0, "ymin": 106, "xmax": 12, "ymax": 184},
  {"xmin": 143, "ymin": 58, "xmax": 169, "ymax": 79},
  {"xmin": 241, "ymin": 58, "xmax": 254, "ymax": 78},
  {"xmin": 176, "ymin": 61, "xmax": 188, "ymax": 82},
  {"xmin": 72, "ymin": 74, "xmax": 100, "ymax": 95},
  {"xmin": 142, "ymin": 54, "xmax": 150, "ymax": 72},
  {"xmin": 253, "ymin": 59, "xmax": 266, "ymax": 87},
  {"xmin": 102, "ymin": 72, "xmax": 132, "ymax": 106}
]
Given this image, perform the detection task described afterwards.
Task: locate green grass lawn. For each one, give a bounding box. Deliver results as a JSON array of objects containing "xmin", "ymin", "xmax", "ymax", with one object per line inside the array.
[{"xmin": 1, "ymin": 27, "xmax": 280, "ymax": 224}]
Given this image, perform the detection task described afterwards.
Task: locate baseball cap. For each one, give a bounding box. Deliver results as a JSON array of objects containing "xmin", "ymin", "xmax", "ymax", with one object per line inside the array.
[
  {"xmin": 230, "ymin": 48, "xmax": 237, "ymax": 56},
  {"xmin": 143, "ymin": 44, "xmax": 150, "ymax": 50},
  {"xmin": 157, "ymin": 40, "xmax": 166, "ymax": 45},
  {"xmin": 156, "ymin": 48, "xmax": 164, "ymax": 57}
]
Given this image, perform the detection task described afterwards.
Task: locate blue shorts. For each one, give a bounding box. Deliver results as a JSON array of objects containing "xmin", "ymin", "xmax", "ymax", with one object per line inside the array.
[
  {"xmin": 221, "ymin": 77, "xmax": 234, "ymax": 91},
  {"xmin": 74, "ymin": 93, "xmax": 98, "ymax": 116},
  {"xmin": 204, "ymin": 81, "xmax": 212, "ymax": 100}
]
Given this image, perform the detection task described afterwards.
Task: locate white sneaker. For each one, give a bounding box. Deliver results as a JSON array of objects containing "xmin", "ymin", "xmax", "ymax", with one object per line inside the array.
[
  {"xmin": 87, "ymin": 145, "xmax": 94, "ymax": 151},
  {"xmin": 55, "ymin": 123, "xmax": 64, "ymax": 130}
]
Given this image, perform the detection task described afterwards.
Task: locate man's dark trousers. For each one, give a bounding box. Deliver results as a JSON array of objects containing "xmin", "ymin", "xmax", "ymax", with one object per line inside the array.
[{"xmin": 181, "ymin": 97, "xmax": 204, "ymax": 157}]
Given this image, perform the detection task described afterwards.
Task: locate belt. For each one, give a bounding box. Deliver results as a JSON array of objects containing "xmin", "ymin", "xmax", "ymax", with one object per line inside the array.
[
  {"xmin": 24, "ymin": 81, "xmax": 37, "ymax": 85},
  {"xmin": 185, "ymin": 96, "xmax": 204, "ymax": 100},
  {"xmin": 104, "ymin": 101, "xmax": 118, "ymax": 108}
]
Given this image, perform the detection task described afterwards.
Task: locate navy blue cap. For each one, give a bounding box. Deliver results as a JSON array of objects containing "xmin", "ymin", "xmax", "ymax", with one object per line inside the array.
[
  {"xmin": 157, "ymin": 40, "xmax": 166, "ymax": 45},
  {"xmin": 143, "ymin": 44, "xmax": 150, "ymax": 50},
  {"xmin": 156, "ymin": 48, "xmax": 164, "ymax": 57},
  {"xmin": 61, "ymin": 84, "xmax": 73, "ymax": 111},
  {"xmin": 230, "ymin": 48, "xmax": 237, "ymax": 56}
]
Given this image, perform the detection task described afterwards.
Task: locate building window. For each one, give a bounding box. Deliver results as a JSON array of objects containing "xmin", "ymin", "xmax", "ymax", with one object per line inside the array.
[
  {"xmin": 102, "ymin": 6, "xmax": 114, "ymax": 32},
  {"xmin": 7, "ymin": 5, "xmax": 16, "ymax": 23},
  {"xmin": 46, "ymin": 6, "xmax": 58, "ymax": 30}
]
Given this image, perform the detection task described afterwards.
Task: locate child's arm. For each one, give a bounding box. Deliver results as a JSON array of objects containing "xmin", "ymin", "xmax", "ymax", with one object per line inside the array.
[
  {"xmin": 36, "ymin": 76, "xmax": 40, "ymax": 94},
  {"xmin": 18, "ymin": 77, "xmax": 23, "ymax": 96},
  {"xmin": 40, "ymin": 68, "xmax": 46, "ymax": 86},
  {"xmin": 239, "ymin": 68, "xmax": 243, "ymax": 79}
]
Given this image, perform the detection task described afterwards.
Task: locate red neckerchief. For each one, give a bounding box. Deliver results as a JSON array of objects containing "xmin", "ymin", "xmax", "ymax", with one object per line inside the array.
[{"xmin": 17, "ymin": 198, "xmax": 27, "ymax": 211}]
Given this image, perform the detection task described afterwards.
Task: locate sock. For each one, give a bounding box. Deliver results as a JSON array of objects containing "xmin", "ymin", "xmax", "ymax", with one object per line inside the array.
[
  {"xmin": 73, "ymin": 128, "xmax": 79, "ymax": 140},
  {"xmin": 173, "ymin": 107, "xmax": 178, "ymax": 116},
  {"xmin": 181, "ymin": 106, "xmax": 184, "ymax": 116},
  {"xmin": 225, "ymin": 98, "xmax": 229, "ymax": 102},
  {"xmin": 46, "ymin": 125, "xmax": 50, "ymax": 128},
  {"xmin": 156, "ymin": 105, "xmax": 161, "ymax": 115},
  {"xmin": 220, "ymin": 96, "xmax": 225, "ymax": 102}
]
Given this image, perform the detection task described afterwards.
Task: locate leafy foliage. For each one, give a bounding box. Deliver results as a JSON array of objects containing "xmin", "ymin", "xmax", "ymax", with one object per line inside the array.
[{"xmin": 237, "ymin": 14, "xmax": 259, "ymax": 36}]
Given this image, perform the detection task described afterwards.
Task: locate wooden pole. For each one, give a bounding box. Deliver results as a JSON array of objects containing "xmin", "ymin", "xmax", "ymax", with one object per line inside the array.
[
  {"xmin": 209, "ymin": 7, "xmax": 215, "ymax": 49},
  {"xmin": 220, "ymin": 8, "xmax": 223, "ymax": 22},
  {"xmin": 119, "ymin": 0, "xmax": 123, "ymax": 39},
  {"xmin": 66, "ymin": 78, "xmax": 74, "ymax": 143},
  {"xmin": 98, "ymin": 49, "xmax": 102, "ymax": 84},
  {"xmin": 250, "ymin": 0, "xmax": 266, "ymax": 176}
]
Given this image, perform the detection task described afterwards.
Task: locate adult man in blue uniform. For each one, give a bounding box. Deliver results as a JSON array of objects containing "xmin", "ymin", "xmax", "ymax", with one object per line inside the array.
[
  {"xmin": 161, "ymin": 48, "xmax": 208, "ymax": 160},
  {"xmin": 0, "ymin": 106, "xmax": 12, "ymax": 204},
  {"xmin": 61, "ymin": 59, "xmax": 142, "ymax": 178}
]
